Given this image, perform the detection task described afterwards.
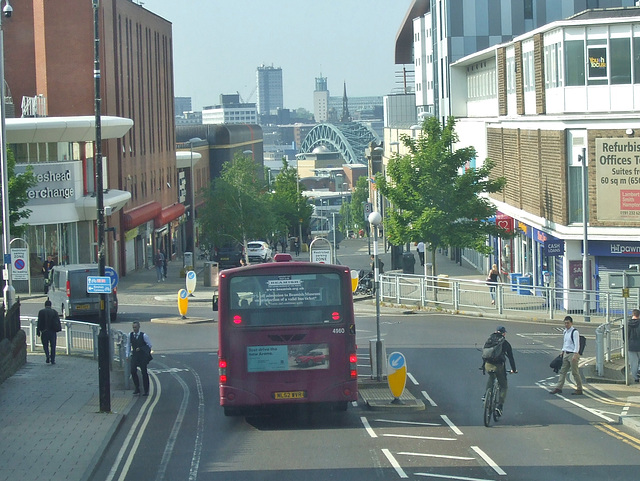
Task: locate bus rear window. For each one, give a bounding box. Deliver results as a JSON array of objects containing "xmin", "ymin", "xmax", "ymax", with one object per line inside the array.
[{"xmin": 229, "ymin": 272, "xmax": 343, "ymax": 326}]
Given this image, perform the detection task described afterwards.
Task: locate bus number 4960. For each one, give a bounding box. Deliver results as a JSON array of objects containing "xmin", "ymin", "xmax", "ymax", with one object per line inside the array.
[{"xmin": 333, "ymin": 328, "xmax": 345, "ymax": 334}]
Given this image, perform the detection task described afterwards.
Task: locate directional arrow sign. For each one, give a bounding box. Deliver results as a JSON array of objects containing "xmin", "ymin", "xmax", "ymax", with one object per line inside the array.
[{"xmin": 87, "ymin": 276, "xmax": 112, "ymax": 294}]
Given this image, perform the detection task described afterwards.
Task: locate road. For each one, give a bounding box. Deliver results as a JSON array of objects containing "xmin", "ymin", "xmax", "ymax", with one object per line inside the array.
[{"xmin": 37, "ymin": 302, "xmax": 638, "ymax": 480}]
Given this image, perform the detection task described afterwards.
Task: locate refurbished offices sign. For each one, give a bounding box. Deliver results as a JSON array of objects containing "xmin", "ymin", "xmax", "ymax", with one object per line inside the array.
[{"xmin": 595, "ymin": 138, "xmax": 640, "ymax": 222}]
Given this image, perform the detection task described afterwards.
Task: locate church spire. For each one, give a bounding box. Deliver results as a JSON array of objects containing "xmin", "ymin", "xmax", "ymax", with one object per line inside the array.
[{"xmin": 341, "ymin": 81, "xmax": 350, "ymax": 122}]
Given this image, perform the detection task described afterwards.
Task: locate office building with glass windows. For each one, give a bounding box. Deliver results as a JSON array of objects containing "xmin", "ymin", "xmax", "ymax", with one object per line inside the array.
[
  {"xmin": 256, "ymin": 65, "xmax": 284, "ymax": 118},
  {"xmin": 449, "ymin": 7, "xmax": 640, "ymax": 300}
]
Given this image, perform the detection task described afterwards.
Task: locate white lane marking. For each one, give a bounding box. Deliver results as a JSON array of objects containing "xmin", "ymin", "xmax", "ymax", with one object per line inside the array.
[
  {"xmin": 383, "ymin": 434, "xmax": 456, "ymax": 441},
  {"xmin": 361, "ymin": 416, "xmax": 377, "ymax": 438},
  {"xmin": 398, "ymin": 452, "xmax": 474, "ymax": 461},
  {"xmin": 107, "ymin": 373, "xmax": 161, "ymax": 481},
  {"xmin": 155, "ymin": 369, "xmax": 191, "ymax": 481},
  {"xmin": 381, "ymin": 449, "xmax": 409, "ymax": 478},
  {"xmin": 415, "ymin": 472, "xmax": 495, "ymax": 481},
  {"xmin": 187, "ymin": 368, "xmax": 205, "ymax": 481},
  {"xmin": 537, "ymin": 383, "xmax": 615, "ymax": 422},
  {"xmin": 471, "ymin": 446, "xmax": 506, "ymax": 476},
  {"xmin": 422, "ymin": 390, "xmax": 438, "ymax": 407},
  {"xmin": 373, "ymin": 418, "xmax": 441, "ymax": 427},
  {"xmin": 407, "ymin": 372, "xmax": 419, "ymax": 385},
  {"xmin": 440, "ymin": 415, "xmax": 464, "ymax": 435}
]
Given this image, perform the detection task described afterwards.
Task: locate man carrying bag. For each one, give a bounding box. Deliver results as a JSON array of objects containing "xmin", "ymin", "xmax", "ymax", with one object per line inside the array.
[{"xmin": 127, "ymin": 321, "xmax": 153, "ymax": 396}]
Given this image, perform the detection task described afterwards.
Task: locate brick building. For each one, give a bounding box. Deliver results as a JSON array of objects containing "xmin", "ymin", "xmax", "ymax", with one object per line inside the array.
[
  {"xmin": 4, "ymin": 0, "xmax": 176, "ymax": 276},
  {"xmin": 450, "ymin": 8, "xmax": 640, "ymax": 302}
]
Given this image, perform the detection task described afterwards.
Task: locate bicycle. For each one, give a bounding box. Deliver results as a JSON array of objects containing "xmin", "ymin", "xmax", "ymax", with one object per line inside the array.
[
  {"xmin": 482, "ymin": 365, "xmax": 502, "ymax": 427},
  {"xmin": 354, "ymin": 270, "xmax": 373, "ymax": 296},
  {"xmin": 481, "ymin": 365, "xmax": 516, "ymax": 427}
]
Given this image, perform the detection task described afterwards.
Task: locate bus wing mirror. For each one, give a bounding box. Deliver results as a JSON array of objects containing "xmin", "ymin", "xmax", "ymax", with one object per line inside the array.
[{"xmin": 212, "ymin": 293, "xmax": 219, "ymax": 311}]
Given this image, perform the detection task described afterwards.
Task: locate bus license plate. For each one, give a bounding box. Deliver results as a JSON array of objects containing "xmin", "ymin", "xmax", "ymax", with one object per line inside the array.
[{"xmin": 273, "ymin": 391, "xmax": 306, "ymax": 400}]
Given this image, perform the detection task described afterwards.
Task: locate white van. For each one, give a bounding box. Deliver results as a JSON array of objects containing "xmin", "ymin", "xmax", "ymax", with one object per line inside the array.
[{"xmin": 46, "ymin": 264, "xmax": 118, "ymax": 322}]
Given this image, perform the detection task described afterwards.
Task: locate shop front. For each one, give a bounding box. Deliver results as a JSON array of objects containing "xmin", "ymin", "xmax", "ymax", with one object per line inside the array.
[{"xmin": 590, "ymin": 240, "xmax": 640, "ymax": 292}]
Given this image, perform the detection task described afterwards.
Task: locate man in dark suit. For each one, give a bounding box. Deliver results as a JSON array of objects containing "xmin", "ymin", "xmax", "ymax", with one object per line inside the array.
[
  {"xmin": 36, "ymin": 299, "xmax": 62, "ymax": 364},
  {"xmin": 127, "ymin": 321, "xmax": 153, "ymax": 396}
]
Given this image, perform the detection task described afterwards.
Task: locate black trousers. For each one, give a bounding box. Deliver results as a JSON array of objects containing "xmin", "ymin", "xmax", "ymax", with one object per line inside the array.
[
  {"xmin": 41, "ymin": 330, "xmax": 57, "ymax": 362},
  {"xmin": 131, "ymin": 357, "xmax": 150, "ymax": 394}
]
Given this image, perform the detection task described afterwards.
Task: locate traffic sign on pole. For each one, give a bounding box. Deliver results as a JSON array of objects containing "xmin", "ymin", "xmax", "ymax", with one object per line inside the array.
[
  {"xmin": 87, "ymin": 276, "xmax": 112, "ymax": 294},
  {"xmin": 105, "ymin": 266, "xmax": 118, "ymax": 289}
]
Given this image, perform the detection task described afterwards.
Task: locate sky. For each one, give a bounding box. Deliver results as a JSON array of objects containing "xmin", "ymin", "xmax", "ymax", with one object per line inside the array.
[{"xmin": 144, "ymin": 0, "xmax": 414, "ymax": 112}]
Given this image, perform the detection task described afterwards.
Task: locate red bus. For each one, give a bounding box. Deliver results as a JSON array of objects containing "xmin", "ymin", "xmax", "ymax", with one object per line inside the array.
[{"xmin": 213, "ymin": 253, "xmax": 358, "ymax": 415}]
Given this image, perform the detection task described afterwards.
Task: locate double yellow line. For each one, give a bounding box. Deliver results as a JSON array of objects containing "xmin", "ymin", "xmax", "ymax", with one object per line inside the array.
[
  {"xmin": 594, "ymin": 423, "xmax": 640, "ymax": 451},
  {"xmin": 582, "ymin": 387, "xmax": 640, "ymax": 409}
]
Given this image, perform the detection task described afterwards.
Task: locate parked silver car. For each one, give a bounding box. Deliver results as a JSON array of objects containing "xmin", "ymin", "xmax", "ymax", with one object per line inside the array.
[{"xmin": 246, "ymin": 241, "xmax": 272, "ymax": 263}]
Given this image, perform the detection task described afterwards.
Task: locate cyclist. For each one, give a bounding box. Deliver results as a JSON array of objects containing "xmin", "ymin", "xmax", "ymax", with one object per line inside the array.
[{"xmin": 482, "ymin": 326, "xmax": 517, "ymax": 417}]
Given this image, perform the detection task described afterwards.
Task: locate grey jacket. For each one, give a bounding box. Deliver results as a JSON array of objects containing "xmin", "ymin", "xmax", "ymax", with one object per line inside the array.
[{"xmin": 628, "ymin": 318, "xmax": 640, "ymax": 353}]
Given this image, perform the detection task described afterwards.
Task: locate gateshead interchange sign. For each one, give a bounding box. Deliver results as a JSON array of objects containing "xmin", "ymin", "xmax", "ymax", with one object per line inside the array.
[{"xmin": 595, "ymin": 138, "xmax": 640, "ymax": 222}]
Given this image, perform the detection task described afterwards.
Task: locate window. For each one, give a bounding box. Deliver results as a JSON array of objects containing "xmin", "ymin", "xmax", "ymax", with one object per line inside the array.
[
  {"xmin": 523, "ymin": 51, "xmax": 535, "ymax": 92},
  {"xmin": 610, "ymin": 37, "xmax": 631, "ymax": 85},
  {"xmin": 524, "ymin": 0, "xmax": 533, "ymax": 20},
  {"xmin": 565, "ymin": 40, "xmax": 585, "ymax": 86},
  {"xmin": 506, "ymin": 57, "xmax": 516, "ymax": 94},
  {"xmin": 634, "ymin": 37, "xmax": 640, "ymax": 84},
  {"xmin": 229, "ymin": 272, "xmax": 343, "ymax": 327},
  {"xmin": 587, "ymin": 42, "xmax": 608, "ymax": 85},
  {"xmin": 567, "ymin": 133, "xmax": 586, "ymax": 225},
  {"xmin": 545, "ymin": 43, "xmax": 562, "ymax": 88}
]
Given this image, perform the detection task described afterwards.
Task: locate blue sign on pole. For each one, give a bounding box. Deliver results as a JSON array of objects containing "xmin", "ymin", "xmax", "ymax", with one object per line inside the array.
[
  {"xmin": 105, "ymin": 266, "xmax": 119, "ymax": 288},
  {"xmin": 87, "ymin": 276, "xmax": 112, "ymax": 294}
]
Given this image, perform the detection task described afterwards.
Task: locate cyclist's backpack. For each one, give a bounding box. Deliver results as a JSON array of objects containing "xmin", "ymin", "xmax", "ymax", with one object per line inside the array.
[
  {"xmin": 482, "ymin": 332, "xmax": 505, "ymax": 363},
  {"xmin": 571, "ymin": 329, "xmax": 586, "ymax": 355}
]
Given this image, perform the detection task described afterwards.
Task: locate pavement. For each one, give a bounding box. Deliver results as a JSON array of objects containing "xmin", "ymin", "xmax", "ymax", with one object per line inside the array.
[{"xmin": 1, "ymin": 238, "xmax": 640, "ymax": 481}]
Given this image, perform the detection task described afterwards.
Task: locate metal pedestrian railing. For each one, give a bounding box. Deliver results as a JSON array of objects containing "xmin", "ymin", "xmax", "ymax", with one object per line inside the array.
[
  {"xmin": 21, "ymin": 317, "xmax": 129, "ymax": 386},
  {"xmin": 595, "ymin": 317, "xmax": 624, "ymax": 377},
  {"xmin": 379, "ymin": 273, "xmax": 637, "ymax": 324}
]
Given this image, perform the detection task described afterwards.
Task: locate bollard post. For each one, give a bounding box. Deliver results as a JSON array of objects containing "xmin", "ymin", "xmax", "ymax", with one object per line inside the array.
[{"xmin": 64, "ymin": 321, "xmax": 72, "ymax": 355}]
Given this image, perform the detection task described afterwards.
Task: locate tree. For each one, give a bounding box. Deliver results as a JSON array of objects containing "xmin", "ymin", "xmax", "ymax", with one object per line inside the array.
[
  {"xmin": 343, "ymin": 175, "xmax": 369, "ymax": 235},
  {"xmin": 377, "ymin": 116, "xmax": 511, "ymax": 275},
  {"xmin": 294, "ymin": 108, "xmax": 314, "ymax": 121},
  {"xmin": 270, "ymin": 159, "xmax": 313, "ymax": 243},
  {"xmin": 199, "ymin": 154, "xmax": 273, "ymax": 257},
  {"xmin": 0, "ymin": 148, "xmax": 37, "ymax": 238}
]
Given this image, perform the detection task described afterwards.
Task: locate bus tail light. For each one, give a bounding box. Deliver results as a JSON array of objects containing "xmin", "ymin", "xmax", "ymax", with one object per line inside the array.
[
  {"xmin": 219, "ymin": 358, "xmax": 228, "ymax": 384},
  {"xmin": 232, "ymin": 314, "xmax": 242, "ymax": 325},
  {"xmin": 331, "ymin": 311, "xmax": 341, "ymax": 321},
  {"xmin": 349, "ymin": 352, "xmax": 357, "ymax": 379}
]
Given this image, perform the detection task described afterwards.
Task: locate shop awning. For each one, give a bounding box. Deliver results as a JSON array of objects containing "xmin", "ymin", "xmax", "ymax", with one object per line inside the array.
[
  {"xmin": 155, "ymin": 203, "xmax": 185, "ymax": 228},
  {"xmin": 123, "ymin": 201, "xmax": 162, "ymax": 231}
]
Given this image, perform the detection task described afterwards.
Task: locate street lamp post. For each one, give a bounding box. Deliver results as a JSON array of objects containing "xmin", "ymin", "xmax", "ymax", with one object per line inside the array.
[
  {"xmin": 92, "ymin": 0, "xmax": 110, "ymax": 413},
  {"xmin": 580, "ymin": 147, "xmax": 590, "ymax": 322},
  {"xmin": 369, "ymin": 211, "xmax": 383, "ymax": 381},
  {"xmin": 189, "ymin": 138, "xmax": 202, "ymax": 264},
  {"xmin": 0, "ymin": 0, "xmax": 14, "ymax": 309}
]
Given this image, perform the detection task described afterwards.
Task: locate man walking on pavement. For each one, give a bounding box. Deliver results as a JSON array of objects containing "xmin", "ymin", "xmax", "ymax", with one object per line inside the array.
[
  {"xmin": 416, "ymin": 241, "xmax": 425, "ymax": 267},
  {"xmin": 627, "ymin": 309, "xmax": 640, "ymax": 383},
  {"xmin": 36, "ymin": 299, "xmax": 62, "ymax": 364},
  {"xmin": 550, "ymin": 316, "xmax": 583, "ymax": 395},
  {"xmin": 155, "ymin": 249, "xmax": 165, "ymax": 282}
]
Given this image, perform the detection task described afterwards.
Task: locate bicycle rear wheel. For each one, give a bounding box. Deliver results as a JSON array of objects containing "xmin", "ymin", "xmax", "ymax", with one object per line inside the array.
[{"xmin": 483, "ymin": 385, "xmax": 493, "ymax": 427}]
